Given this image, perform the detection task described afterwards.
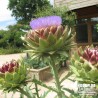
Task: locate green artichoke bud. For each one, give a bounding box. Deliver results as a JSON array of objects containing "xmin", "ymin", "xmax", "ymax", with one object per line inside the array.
[
  {"xmin": 0, "ymin": 60, "xmax": 27, "ymax": 92},
  {"xmin": 21, "ymin": 16, "xmax": 76, "ymax": 59},
  {"xmin": 70, "ymin": 46, "xmax": 98, "ymax": 83}
]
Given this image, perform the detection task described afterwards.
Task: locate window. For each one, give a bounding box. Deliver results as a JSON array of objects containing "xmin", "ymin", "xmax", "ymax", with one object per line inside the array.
[
  {"xmin": 75, "ymin": 17, "xmax": 98, "ymax": 46},
  {"xmin": 92, "ymin": 24, "xmax": 98, "ymax": 42},
  {"xmin": 76, "ymin": 24, "xmax": 88, "ymax": 43},
  {"xmin": 75, "ymin": 18, "xmax": 88, "ymax": 43}
]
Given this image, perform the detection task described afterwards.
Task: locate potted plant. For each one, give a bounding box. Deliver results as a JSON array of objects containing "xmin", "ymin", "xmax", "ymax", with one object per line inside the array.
[
  {"xmin": 22, "ymin": 53, "xmax": 68, "ymax": 81},
  {"xmin": 21, "ymin": 55, "xmax": 51, "ymax": 81}
]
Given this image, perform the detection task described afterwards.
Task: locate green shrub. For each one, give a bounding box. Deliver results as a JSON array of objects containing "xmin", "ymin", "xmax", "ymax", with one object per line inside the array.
[
  {"xmin": 0, "ymin": 47, "xmax": 24, "ymax": 54},
  {"xmin": 0, "ymin": 24, "xmax": 26, "ymax": 54}
]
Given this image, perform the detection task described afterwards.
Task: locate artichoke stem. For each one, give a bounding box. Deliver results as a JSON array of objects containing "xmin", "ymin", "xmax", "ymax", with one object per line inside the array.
[
  {"xmin": 18, "ymin": 87, "xmax": 33, "ymax": 98},
  {"xmin": 50, "ymin": 56, "xmax": 62, "ymax": 98},
  {"xmin": 35, "ymin": 82, "xmax": 40, "ymax": 98}
]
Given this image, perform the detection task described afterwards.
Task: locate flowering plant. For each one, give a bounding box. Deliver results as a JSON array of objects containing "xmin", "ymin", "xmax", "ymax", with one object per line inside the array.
[
  {"xmin": 0, "ymin": 60, "xmax": 27, "ymax": 92},
  {"xmin": 0, "ymin": 16, "xmax": 76, "ymax": 98},
  {"xmin": 21, "ymin": 16, "xmax": 76, "ymax": 98},
  {"xmin": 21, "ymin": 16, "xmax": 76, "ymax": 59},
  {"xmin": 70, "ymin": 46, "xmax": 98, "ymax": 83}
]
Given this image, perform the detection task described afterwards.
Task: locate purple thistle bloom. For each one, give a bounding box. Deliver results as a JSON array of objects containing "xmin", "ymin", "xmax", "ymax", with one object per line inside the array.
[{"xmin": 30, "ymin": 16, "xmax": 62, "ymax": 30}]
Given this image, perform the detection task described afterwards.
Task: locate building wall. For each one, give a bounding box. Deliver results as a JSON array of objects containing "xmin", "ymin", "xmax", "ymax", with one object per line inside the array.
[{"xmin": 55, "ymin": 0, "xmax": 98, "ymax": 10}]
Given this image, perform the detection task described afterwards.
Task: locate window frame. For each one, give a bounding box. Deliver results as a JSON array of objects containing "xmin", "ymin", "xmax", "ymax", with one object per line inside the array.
[{"xmin": 75, "ymin": 17, "xmax": 98, "ymax": 47}]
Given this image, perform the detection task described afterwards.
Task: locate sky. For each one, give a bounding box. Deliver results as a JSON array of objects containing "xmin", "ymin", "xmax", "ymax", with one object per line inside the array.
[
  {"xmin": 0, "ymin": 0, "xmax": 54, "ymax": 30},
  {"xmin": 50, "ymin": 0, "xmax": 54, "ymax": 6},
  {"xmin": 0, "ymin": 0, "xmax": 17, "ymax": 30}
]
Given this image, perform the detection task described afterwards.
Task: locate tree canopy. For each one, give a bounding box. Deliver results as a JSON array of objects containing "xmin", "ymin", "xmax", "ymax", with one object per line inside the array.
[{"xmin": 8, "ymin": 0, "xmax": 50, "ymax": 23}]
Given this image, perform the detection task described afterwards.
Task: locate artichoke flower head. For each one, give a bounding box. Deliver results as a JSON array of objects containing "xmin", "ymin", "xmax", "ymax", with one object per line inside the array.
[
  {"xmin": 0, "ymin": 60, "xmax": 27, "ymax": 92},
  {"xmin": 0, "ymin": 60, "xmax": 19, "ymax": 73},
  {"xmin": 79, "ymin": 46, "xmax": 98, "ymax": 65},
  {"xmin": 70, "ymin": 46, "xmax": 98, "ymax": 83},
  {"xmin": 22, "ymin": 16, "xmax": 76, "ymax": 59}
]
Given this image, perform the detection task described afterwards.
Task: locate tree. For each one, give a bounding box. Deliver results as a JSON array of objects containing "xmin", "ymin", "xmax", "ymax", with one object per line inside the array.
[
  {"xmin": 8, "ymin": 0, "xmax": 50, "ymax": 23},
  {"xmin": 0, "ymin": 30, "xmax": 8, "ymax": 48},
  {"xmin": 7, "ymin": 24, "xmax": 26, "ymax": 48},
  {"xmin": 0, "ymin": 24, "xmax": 26, "ymax": 48}
]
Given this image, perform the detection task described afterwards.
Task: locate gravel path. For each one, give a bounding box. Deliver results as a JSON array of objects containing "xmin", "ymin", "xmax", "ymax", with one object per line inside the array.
[{"xmin": 0, "ymin": 53, "xmax": 26, "ymax": 65}]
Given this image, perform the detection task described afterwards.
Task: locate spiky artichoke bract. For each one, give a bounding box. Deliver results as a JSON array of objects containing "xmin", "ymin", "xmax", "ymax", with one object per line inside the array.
[
  {"xmin": 70, "ymin": 46, "xmax": 98, "ymax": 83},
  {"xmin": 0, "ymin": 60, "xmax": 19, "ymax": 73},
  {"xmin": 0, "ymin": 60, "xmax": 27, "ymax": 92},
  {"xmin": 22, "ymin": 16, "xmax": 76, "ymax": 59}
]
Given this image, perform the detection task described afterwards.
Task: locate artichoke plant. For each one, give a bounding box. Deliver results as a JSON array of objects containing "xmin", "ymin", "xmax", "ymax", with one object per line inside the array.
[
  {"xmin": 70, "ymin": 46, "xmax": 98, "ymax": 83},
  {"xmin": 21, "ymin": 16, "xmax": 76, "ymax": 59},
  {"xmin": 21, "ymin": 16, "xmax": 76, "ymax": 98},
  {"xmin": 0, "ymin": 60, "xmax": 27, "ymax": 92}
]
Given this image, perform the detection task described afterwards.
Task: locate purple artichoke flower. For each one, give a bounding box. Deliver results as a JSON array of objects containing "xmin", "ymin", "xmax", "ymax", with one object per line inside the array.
[
  {"xmin": 30, "ymin": 16, "xmax": 62, "ymax": 30},
  {"xmin": 21, "ymin": 15, "xmax": 76, "ymax": 58}
]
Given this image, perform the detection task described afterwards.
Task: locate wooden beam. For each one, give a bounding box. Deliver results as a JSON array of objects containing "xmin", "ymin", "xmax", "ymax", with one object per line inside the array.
[{"xmin": 55, "ymin": 0, "xmax": 98, "ymax": 10}]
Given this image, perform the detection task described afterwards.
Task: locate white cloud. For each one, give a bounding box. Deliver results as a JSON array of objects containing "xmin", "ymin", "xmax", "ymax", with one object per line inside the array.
[
  {"xmin": 49, "ymin": 0, "xmax": 54, "ymax": 6},
  {"xmin": 0, "ymin": 0, "xmax": 16, "ymax": 29},
  {"xmin": 0, "ymin": 0, "xmax": 15, "ymax": 22},
  {"xmin": 0, "ymin": 19, "xmax": 16, "ymax": 30}
]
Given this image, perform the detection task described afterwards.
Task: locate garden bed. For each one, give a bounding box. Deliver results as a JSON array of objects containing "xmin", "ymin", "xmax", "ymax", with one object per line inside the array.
[{"xmin": 28, "ymin": 65, "xmax": 67, "ymax": 81}]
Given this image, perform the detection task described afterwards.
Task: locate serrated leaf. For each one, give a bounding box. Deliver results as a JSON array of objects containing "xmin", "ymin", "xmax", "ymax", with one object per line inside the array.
[
  {"xmin": 67, "ymin": 28, "xmax": 71, "ymax": 37},
  {"xmin": 78, "ymin": 68, "xmax": 89, "ymax": 79},
  {"xmin": 43, "ymin": 28, "xmax": 49, "ymax": 39},
  {"xmin": 12, "ymin": 72, "xmax": 20, "ymax": 83},
  {"xmin": 55, "ymin": 26, "xmax": 63, "ymax": 39},
  {"xmin": 70, "ymin": 66, "xmax": 80, "ymax": 76},
  {"xmin": 40, "ymin": 90, "xmax": 50, "ymax": 98},
  {"xmin": 54, "ymin": 37, "xmax": 63, "ymax": 50},
  {"xmin": 74, "ymin": 52, "xmax": 80, "ymax": 61},
  {"xmin": 39, "ymin": 38, "xmax": 49, "ymax": 51},
  {"xmin": 63, "ymin": 26, "xmax": 69, "ymax": 40},
  {"xmin": 59, "ymin": 51, "xmax": 69, "ymax": 58},
  {"xmin": 3, "ymin": 81, "xmax": 12, "ymax": 88},
  {"xmin": 18, "ymin": 65, "xmax": 26, "ymax": 75},
  {"xmin": 34, "ymin": 33, "xmax": 39, "ymax": 43},
  {"xmin": 26, "ymin": 38, "xmax": 39, "ymax": 48},
  {"xmin": 64, "ymin": 36, "xmax": 74, "ymax": 45},
  {"xmin": 5, "ymin": 72, "xmax": 13, "ymax": 82},
  {"xmin": 20, "ymin": 75, "xmax": 25, "ymax": 82},
  {"xmin": 47, "ymin": 32, "xmax": 56, "ymax": 45},
  {"xmin": 60, "ymin": 71, "xmax": 73, "ymax": 83},
  {"xmin": 63, "ymin": 88, "xmax": 76, "ymax": 96},
  {"xmin": 24, "ymin": 86, "xmax": 35, "ymax": 98},
  {"xmin": 0, "ymin": 78, "xmax": 4, "ymax": 84},
  {"xmin": 19, "ymin": 93, "xmax": 24, "ymax": 98},
  {"xmin": 88, "ymin": 69, "xmax": 98, "ymax": 80}
]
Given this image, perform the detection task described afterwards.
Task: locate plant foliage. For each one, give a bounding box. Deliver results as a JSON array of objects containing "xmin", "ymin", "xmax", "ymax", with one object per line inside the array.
[{"xmin": 8, "ymin": 0, "xmax": 51, "ymax": 23}]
